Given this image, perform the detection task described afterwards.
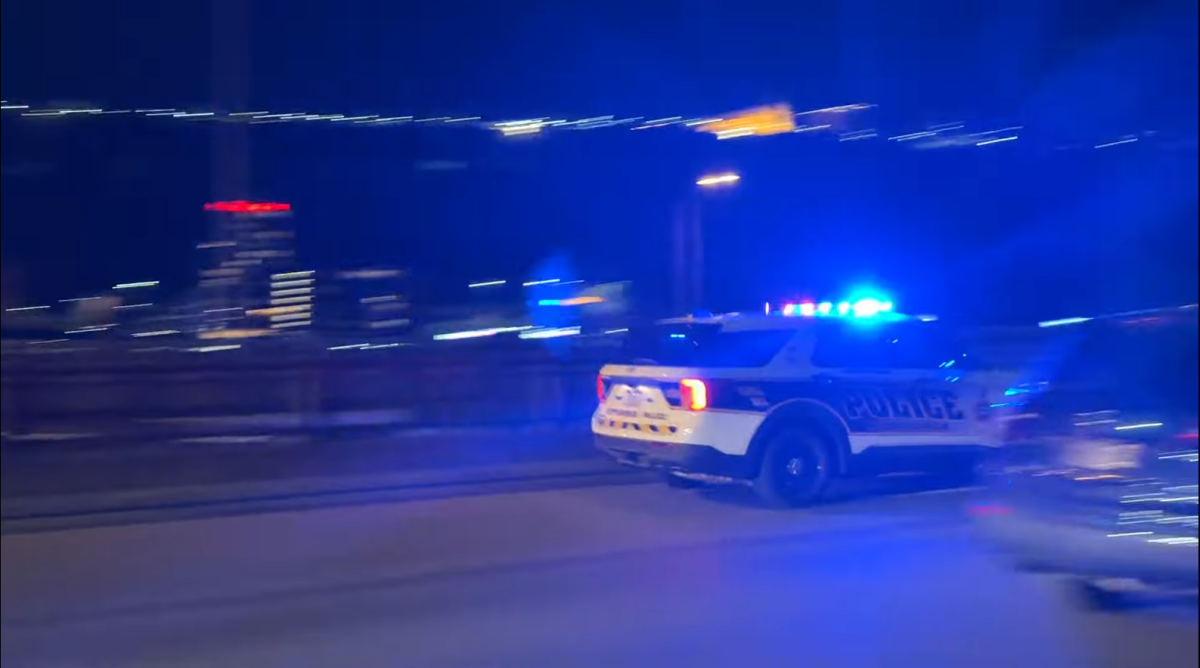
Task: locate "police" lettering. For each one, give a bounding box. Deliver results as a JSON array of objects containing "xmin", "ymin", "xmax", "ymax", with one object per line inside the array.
[{"xmin": 843, "ymin": 387, "xmax": 965, "ymax": 421}]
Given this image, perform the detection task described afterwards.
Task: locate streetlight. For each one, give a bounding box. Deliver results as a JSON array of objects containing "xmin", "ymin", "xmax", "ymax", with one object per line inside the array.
[
  {"xmin": 695, "ymin": 172, "xmax": 740, "ymax": 187},
  {"xmin": 673, "ymin": 173, "xmax": 739, "ymax": 313}
]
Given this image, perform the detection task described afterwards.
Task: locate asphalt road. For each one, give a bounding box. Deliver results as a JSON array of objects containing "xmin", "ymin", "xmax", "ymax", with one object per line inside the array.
[{"xmin": 2, "ymin": 481, "xmax": 1196, "ymax": 668}]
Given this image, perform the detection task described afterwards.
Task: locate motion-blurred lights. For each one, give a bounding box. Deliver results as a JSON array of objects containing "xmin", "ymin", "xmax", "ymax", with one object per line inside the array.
[
  {"xmin": 187, "ymin": 344, "xmax": 241, "ymax": 353},
  {"xmin": 468, "ymin": 280, "xmax": 506, "ymax": 288},
  {"xmin": 697, "ymin": 104, "xmax": 797, "ymax": 139},
  {"xmin": 634, "ymin": 116, "xmax": 683, "ymax": 130},
  {"xmin": 434, "ymin": 329, "xmax": 497, "ymax": 341},
  {"xmin": 432, "ymin": 325, "xmax": 533, "ymax": 341},
  {"xmin": 696, "ymin": 173, "xmax": 740, "ymax": 187},
  {"xmin": 1038, "ymin": 316, "xmax": 1093, "ymax": 328},
  {"xmin": 328, "ymin": 343, "xmax": 371, "ymax": 351},
  {"xmin": 495, "ymin": 119, "xmax": 546, "ymax": 136},
  {"xmin": 1095, "ymin": 137, "xmax": 1138, "ymax": 149},
  {"xmin": 715, "ymin": 129, "xmax": 756, "ymax": 140},
  {"xmin": 205, "ymin": 201, "xmax": 291, "ymax": 214},
  {"xmin": 64, "ymin": 325, "xmax": 113, "ymax": 335},
  {"xmin": 113, "ymin": 281, "xmax": 159, "ymax": 290},
  {"xmin": 976, "ymin": 136, "xmax": 1017, "ymax": 147},
  {"xmin": 519, "ymin": 326, "xmax": 581, "ymax": 339},
  {"xmin": 537, "ymin": 296, "xmax": 603, "ymax": 306}
]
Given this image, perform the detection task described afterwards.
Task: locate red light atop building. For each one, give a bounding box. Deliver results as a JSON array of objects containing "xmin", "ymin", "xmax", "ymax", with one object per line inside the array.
[{"xmin": 204, "ymin": 200, "xmax": 291, "ymax": 213}]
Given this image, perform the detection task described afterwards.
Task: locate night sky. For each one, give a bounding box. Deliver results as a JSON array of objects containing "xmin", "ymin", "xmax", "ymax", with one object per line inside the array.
[{"xmin": 2, "ymin": 0, "xmax": 1197, "ymax": 321}]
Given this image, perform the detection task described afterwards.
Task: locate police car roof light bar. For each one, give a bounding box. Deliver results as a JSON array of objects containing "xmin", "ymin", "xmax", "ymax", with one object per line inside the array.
[{"xmin": 778, "ymin": 297, "xmax": 895, "ymax": 319}]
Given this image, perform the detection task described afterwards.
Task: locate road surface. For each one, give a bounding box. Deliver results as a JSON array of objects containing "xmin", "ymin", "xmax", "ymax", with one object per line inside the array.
[{"xmin": 2, "ymin": 480, "xmax": 1196, "ymax": 668}]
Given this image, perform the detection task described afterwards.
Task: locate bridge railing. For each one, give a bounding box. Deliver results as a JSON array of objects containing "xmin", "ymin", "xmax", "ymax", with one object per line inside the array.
[
  {"xmin": 1, "ymin": 325, "xmax": 1045, "ymax": 442},
  {"xmin": 1, "ymin": 339, "xmax": 612, "ymax": 439}
]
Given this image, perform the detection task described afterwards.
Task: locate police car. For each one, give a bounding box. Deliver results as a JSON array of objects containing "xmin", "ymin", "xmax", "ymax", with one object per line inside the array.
[{"xmin": 592, "ymin": 300, "xmax": 1017, "ymax": 507}]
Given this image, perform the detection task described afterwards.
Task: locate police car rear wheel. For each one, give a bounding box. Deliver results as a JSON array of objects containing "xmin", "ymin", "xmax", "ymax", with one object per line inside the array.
[{"xmin": 752, "ymin": 429, "xmax": 833, "ymax": 508}]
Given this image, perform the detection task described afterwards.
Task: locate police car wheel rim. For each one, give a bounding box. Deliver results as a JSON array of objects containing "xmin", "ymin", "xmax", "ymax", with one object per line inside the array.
[
  {"xmin": 775, "ymin": 445, "xmax": 825, "ymax": 496},
  {"xmin": 785, "ymin": 458, "xmax": 805, "ymax": 476},
  {"xmin": 780, "ymin": 457, "xmax": 821, "ymax": 486}
]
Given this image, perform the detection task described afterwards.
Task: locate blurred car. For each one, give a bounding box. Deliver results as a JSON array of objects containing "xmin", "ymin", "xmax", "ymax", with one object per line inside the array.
[
  {"xmin": 974, "ymin": 305, "xmax": 1198, "ymax": 610},
  {"xmin": 592, "ymin": 306, "xmax": 1017, "ymax": 507}
]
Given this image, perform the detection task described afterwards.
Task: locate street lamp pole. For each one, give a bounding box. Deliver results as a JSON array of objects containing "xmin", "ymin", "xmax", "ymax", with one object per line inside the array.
[
  {"xmin": 690, "ymin": 197, "xmax": 703, "ymax": 311},
  {"xmin": 672, "ymin": 173, "xmax": 739, "ymax": 313},
  {"xmin": 672, "ymin": 200, "xmax": 686, "ymax": 313}
]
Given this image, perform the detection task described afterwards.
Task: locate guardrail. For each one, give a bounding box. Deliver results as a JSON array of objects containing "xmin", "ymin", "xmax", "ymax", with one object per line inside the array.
[{"xmin": 1, "ymin": 339, "xmax": 611, "ymax": 439}]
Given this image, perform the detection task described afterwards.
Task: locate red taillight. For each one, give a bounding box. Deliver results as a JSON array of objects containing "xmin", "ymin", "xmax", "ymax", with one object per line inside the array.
[
  {"xmin": 597, "ymin": 375, "xmax": 606, "ymax": 403},
  {"xmin": 679, "ymin": 378, "xmax": 708, "ymax": 411}
]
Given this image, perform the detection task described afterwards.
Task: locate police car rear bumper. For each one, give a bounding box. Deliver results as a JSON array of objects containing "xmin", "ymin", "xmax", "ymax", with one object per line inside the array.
[{"xmin": 594, "ymin": 434, "xmax": 756, "ymax": 480}]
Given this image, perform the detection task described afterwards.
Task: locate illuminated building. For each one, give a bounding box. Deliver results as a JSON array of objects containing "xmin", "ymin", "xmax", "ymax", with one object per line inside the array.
[
  {"xmin": 319, "ymin": 268, "xmax": 412, "ymax": 335},
  {"xmin": 197, "ymin": 200, "xmax": 304, "ymax": 332},
  {"xmin": 260, "ymin": 270, "xmax": 315, "ymax": 331}
]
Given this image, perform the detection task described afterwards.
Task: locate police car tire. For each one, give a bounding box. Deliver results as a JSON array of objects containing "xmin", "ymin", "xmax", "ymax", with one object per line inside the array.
[{"xmin": 752, "ymin": 428, "xmax": 833, "ymax": 508}]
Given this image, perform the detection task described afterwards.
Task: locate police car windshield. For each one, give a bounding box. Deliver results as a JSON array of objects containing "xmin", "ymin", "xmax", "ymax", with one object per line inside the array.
[{"xmin": 617, "ymin": 323, "xmax": 793, "ymax": 368}]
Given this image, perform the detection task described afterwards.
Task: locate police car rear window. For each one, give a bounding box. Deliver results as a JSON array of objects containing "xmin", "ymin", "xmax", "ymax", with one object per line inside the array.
[{"xmin": 616, "ymin": 324, "xmax": 794, "ymax": 368}]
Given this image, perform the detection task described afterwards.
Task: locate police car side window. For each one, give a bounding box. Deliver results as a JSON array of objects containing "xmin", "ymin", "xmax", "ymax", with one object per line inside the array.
[
  {"xmin": 893, "ymin": 328, "xmax": 971, "ymax": 370},
  {"xmin": 812, "ymin": 324, "xmax": 966, "ymax": 371},
  {"xmin": 620, "ymin": 326, "xmax": 795, "ymax": 368},
  {"xmin": 811, "ymin": 327, "xmax": 895, "ymax": 369}
]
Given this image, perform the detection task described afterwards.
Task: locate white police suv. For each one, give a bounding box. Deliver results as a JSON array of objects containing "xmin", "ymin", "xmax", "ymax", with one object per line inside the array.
[{"xmin": 592, "ymin": 301, "xmax": 1017, "ymax": 507}]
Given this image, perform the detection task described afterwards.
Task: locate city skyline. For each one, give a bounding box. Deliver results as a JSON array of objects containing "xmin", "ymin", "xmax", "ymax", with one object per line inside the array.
[{"xmin": 3, "ymin": 0, "xmax": 1196, "ymax": 323}]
